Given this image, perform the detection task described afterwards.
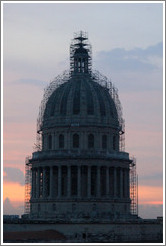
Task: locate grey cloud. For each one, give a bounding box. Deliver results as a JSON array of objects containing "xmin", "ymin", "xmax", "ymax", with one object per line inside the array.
[
  {"xmin": 3, "ymin": 198, "xmax": 24, "ymax": 216},
  {"xmin": 4, "ymin": 167, "xmax": 25, "ymax": 186},
  {"xmin": 138, "ymin": 173, "xmax": 163, "ymax": 187},
  {"xmin": 94, "ymin": 42, "xmax": 163, "ymax": 72},
  {"xmin": 14, "ymin": 78, "xmax": 46, "ymax": 87}
]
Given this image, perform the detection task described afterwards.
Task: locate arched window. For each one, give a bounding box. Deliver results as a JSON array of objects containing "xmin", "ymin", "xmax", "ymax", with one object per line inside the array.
[
  {"xmin": 102, "ymin": 135, "xmax": 107, "ymax": 149},
  {"xmin": 113, "ymin": 135, "xmax": 116, "ymax": 150},
  {"xmin": 59, "ymin": 134, "xmax": 64, "ymax": 148},
  {"xmin": 88, "ymin": 134, "xmax": 94, "ymax": 148},
  {"xmin": 73, "ymin": 133, "xmax": 79, "ymax": 148},
  {"xmin": 48, "ymin": 135, "xmax": 52, "ymax": 150}
]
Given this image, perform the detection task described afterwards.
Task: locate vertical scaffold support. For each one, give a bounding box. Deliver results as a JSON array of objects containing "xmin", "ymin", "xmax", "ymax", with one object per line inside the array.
[
  {"xmin": 130, "ymin": 157, "xmax": 138, "ymax": 216},
  {"xmin": 24, "ymin": 156, "xmax": 32, "ymax": 214}
]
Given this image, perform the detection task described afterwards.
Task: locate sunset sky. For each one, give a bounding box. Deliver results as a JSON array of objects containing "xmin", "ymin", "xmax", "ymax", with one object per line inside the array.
[{"xmin": 2, "ymin": 1, "xmax": 164, "ymax": 218}]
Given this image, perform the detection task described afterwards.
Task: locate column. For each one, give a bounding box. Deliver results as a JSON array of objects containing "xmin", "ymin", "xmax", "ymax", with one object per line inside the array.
[
  {"xmin": 42, "ymin": 167, "xmax": 47, "ymax": 198},
  {"xmin": 52, "ymin": 133, "xmax": 54, "ymax": 150},
  {"xmin": 97, "ymin": 166, "xmax": 100, "ymax": 197},
  {"xmin": 88, "ymin": 166, "xmax": 91, "ymax": 197},
  {"xmin": 34, "ymin": 168, "xmax": 37, "ymax": 198},
  {"xmin": 114, "ymin": 167, "xmax": 117, "ymax": 198},
  {"xmin": 120, "ymin": 168, "xmax": 123, "ymax": 198},
  {"xmin": 77, "ymin": 165, "xmax": 81, "ymax": 198},
  {"xmin": 127, "ymin": 168, "xmax": 130, "ymax": 198},
  {"xmin": 49, "ymin": 166, "xmax": 53, "ymax": 198},
  {"xmin": 67, "ymin": 166, "xmax": 71, "ymax": 197},
  {"xmin": 58, "ymin": 166, "xmax": 61, "ymax": 197},
  {"xmin": 106, "ymin": 166, "xmax": 109, "ymax": 196},
  {"xmin": 36, "ymin": 168, "xmax": 40, "ymax": 198},
  {"xmin": 54, "ymin": 133, "xmax": 57, "ymax": 149},
  {"xmin": 31, "ymin": 168, "xmax": 35, "ymax": 198},
  {"xmin": 124, "ymin": 168, "xmax": 127, "ymax": 198}
]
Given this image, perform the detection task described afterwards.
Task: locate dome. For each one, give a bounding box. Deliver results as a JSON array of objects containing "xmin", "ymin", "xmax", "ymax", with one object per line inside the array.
[{"xmin": 42, "ymin": 74, "xmax": 120, "ymax": 130}]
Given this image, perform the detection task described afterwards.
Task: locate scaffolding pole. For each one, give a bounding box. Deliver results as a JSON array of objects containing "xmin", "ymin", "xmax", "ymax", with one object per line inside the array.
[
  {"xmin": 130, "ymin": 157, "xmax": 138, "ymax": 216},
  {"xmin": 24, "ymin": 156, "xmax": 32, "ymax": 214}
]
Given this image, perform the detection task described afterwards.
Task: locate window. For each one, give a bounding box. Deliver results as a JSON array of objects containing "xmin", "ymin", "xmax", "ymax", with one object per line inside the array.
[
  {"xmin": 61, "ymin": 166, "xmax": 67, "ymax": 196},
  {"xmin": 53, "ymin": 204, "xmax": 56, "ymax": 211},
  {"xmin": 100, "ymin": 167, "xmax": 106, "ymax": 196},
  {"xmin": 59, "ymin": 134, "xmax": 64, "ymax": 148},
  {"xmin": 73, "ymin": 133, "xmax": 79, "ymax": 148},
  {"xmin": 102, "ymin": 135, "xmax": 107, "ymax": 149},
  {"xmin": 48, "ymin": 135, "xmax": 52, "ymax": 150},
  {"xmin": 38, "ymin": 204, "xmax": 41, "ymax": 212},
  {"xmin": 71, "ymin": 167, "xmax": 77, "ymax": 196},
  {"xmin": 113, "ymin": 135, "xmax": 116, "ymax": 150},
  {"xmin": 91, "ymin": 167, "xmax": 97, "ymax": 196},
  {"xmin": 72, "ymin": 203, "xmax": 76, "ymax": 212},
  {"xmin": 88, "ymin": 134, "xmax": 94, "ymax": 148}
]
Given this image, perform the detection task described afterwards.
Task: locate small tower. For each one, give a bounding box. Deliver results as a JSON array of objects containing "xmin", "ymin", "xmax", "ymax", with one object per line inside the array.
[{"xmin": 70, "ymin": 31, "xmax": 92, "ymax": 74}]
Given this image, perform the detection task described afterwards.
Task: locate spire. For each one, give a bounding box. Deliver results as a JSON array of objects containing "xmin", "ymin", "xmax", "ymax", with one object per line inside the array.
[{"xmin": 70, "ymin": 31, "xmax": 92, "ymax": 75}]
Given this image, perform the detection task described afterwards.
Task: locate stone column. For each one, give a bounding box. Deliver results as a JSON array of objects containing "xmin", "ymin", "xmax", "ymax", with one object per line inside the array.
[
  {"xmin": 66, "ymin": 132, "xmax": 69, "ymax": 149},
  {"xmin": 54, "ymin": 133, "xmax": 57, "ymax": 149},
  {"xmin": 31, "ymin": 168, "xmax": 35, "ymax": 198},
  {"xmin": 42, "ymin": 167, "xmax": 47, "ymax": 198},
  {"xmin": 67, "ymin": 166, "xmax": 71, "ymax": 197},
  {"xmin": 97, "ymin": 166, "xmax": 100, "ymax": 197},
  {"xmin": 36, "ymin": 168, "xmax": 40, "ymax": 198},
  {"xmin": 88, "ymin": 166, "xmax": 91, "ymax": 197},
  {"xmin": 127, "ymin": 168, "xmax": 130, "ymax": 198},
  {"xmin": 120, "ymin": 168, "xmax": 123, "ymax": 198},
  {"xmin": 77, "ymin": 165, "xmax": 81, "ymax": 198},
  {"xmin": 49, "ymin": 166, "xmax": 53, "ymax": 198},
  {"xmin": 124, "ymin": 168, "xmax": 127, "ymax": 198},
  {"xmin": 52, "ymin": 133, "xmax": 54, "ymax": 150},
  {"xmin": 114, "ymin": 167, "xmax": 117, "ymax": 198},
  {"xmin": 58, "ymin": 166, "xmax": 61, "ymax": 197},
  {"xmin": 34, "ymin": 168, "xmax": 36, "ymax": 198},
  {"xmin": 106, "ymin": 166, "xmax": 109, "ymax": 196}
]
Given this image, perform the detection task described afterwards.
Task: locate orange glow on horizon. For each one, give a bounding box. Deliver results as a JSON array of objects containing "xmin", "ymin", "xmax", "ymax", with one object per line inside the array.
[
  {"xmin": 138, "ymin": 185, "xmax": 163, "ymax": 205},
  {"xmin": 3, "ymin": 182, "xmax": 25, "ymax": 203},
  {"xmin": 140, "ymin": 201, "xmax": 163, "ymax": 205}
]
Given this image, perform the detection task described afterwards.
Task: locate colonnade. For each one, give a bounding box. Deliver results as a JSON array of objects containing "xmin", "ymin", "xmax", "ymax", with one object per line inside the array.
[{"xmin": 31, "ymin": 165, "xmax": 130, "ymax": 200}]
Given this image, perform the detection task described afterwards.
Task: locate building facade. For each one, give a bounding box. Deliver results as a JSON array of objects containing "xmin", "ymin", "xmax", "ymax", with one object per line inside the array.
[{"xmin": 26, "ymin": 32, "xmax": 136, "ymax": 222}]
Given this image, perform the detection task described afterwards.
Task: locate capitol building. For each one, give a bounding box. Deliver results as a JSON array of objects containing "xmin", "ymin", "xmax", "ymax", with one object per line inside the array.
[{"xmin": 20, "ymin": 32, "xmax": 162, "ymax": 242}]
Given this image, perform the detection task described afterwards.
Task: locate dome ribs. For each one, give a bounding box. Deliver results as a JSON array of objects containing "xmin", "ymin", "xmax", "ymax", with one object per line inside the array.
[
  {"xmin": 73, "ymin": 79, "xmax": 81, "ymax": 115},
  {"xmin": 84, "ymin": 79, "xmax": 94, "ymax": 115},
  {"xmin": 49, "ymin": 85, "xmax": 65, "ymax": 117},
  {"xmin": 60, "ymin": 82, "xmax": 72, "ymax": 115},
  {"xmin": 93, "ymin": 83, "xmax": 106, "ymax": 116}
]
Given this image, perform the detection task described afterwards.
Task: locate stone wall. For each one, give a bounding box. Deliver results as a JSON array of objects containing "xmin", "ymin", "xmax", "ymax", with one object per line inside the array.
[{"xmin": 4, "ymin": 219, "xmax": 163, "ymax": 243}]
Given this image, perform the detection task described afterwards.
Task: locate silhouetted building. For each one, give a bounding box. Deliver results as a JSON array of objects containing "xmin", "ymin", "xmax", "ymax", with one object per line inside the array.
[
  {"xmin": 26, "ymin": 32, "xmax": 137, "ymax": 221},
  {"xmin": 17, "ymin": 32, "xmax": 162, "ymax": 243}
]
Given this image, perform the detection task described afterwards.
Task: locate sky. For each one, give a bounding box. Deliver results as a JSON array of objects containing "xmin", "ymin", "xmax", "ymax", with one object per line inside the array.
[{"xmin": 2, "ymin": 1, "xmax": 164, "ymax": 218}]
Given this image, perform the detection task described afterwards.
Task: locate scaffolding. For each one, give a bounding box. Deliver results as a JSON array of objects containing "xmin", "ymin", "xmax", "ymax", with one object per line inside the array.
[
  {"xmin": 24, "ymin": 156, "xmax": 32, "ymax": 214},
  {"xmin": 70, "ymin": 31, "xmax": 92, "ymax": 75},
  {"xmin": 91, "ymin": 70, "xmax": 125, "ymax": 152},
  {"xmin": 35, "ymin": 32, "xmax": 125, "ymax": 152},
  {"xmin": 35, "ymin": 69, "xmax": 125, "ymax": 152},
  {"xmin": 130, "ymin": 157, "xmax": 138, "ymax": 215},
  {"xmin": 36, "ymin": 70, "xmax": 71, "ymax": 150}
]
